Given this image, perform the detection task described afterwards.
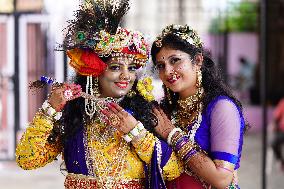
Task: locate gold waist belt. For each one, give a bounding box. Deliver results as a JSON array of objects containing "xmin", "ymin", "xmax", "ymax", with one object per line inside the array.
[{"xmin": 64, "ymin": 173, "xmax": 145, "ymax": 189}]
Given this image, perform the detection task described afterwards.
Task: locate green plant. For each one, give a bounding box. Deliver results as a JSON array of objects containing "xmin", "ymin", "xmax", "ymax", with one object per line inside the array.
[{"xmin": 209, "ymin": 2, "xmax": 258, "ymax": 33}]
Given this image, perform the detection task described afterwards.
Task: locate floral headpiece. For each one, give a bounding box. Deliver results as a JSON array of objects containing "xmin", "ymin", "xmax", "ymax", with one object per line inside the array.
[
  {"xmin": 154, "ymin": 24, "xmax": 203, "ymax": 49},
  {"xmin": 62, "ymin": 0, "xmax": 150, "ymax": 77}
]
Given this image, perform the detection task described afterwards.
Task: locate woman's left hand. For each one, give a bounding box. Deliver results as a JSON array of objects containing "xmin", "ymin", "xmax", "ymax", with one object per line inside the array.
[
  {"xmin": 101, "ymin": 102, "xmax": 138, "ymax": 134},
  {"xmin": 153, "ymin": 107, "xmax": 175, "ymax": 140}
]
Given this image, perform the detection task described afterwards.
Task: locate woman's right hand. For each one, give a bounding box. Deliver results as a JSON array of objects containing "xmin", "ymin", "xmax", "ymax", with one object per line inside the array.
[{"xmin": 48, "ymin": 83, "xmax": 82, "ymax": 112}]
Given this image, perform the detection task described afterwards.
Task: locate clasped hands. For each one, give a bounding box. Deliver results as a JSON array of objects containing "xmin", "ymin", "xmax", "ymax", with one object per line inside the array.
[{"xmin": 101, "ymin": 103, "xmax": 175, "ymax": 139}]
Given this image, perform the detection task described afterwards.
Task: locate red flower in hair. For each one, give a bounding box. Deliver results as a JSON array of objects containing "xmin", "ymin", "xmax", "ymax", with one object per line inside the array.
[{"xmin": 67, "ymin": 48, "xmax": 107, "ymax": 77}]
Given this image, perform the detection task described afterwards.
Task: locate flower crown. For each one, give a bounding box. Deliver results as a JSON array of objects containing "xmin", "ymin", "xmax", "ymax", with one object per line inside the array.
[
  {"xmin": 62, "ymin": 0, "xmax": 150, "ymax": 77},
  {"xmin": 66, "ymin": 27, "xmax": 150, "ymax": 76},
  {"xmin": 154, "ymin": 24, "xmax": 203, "ymax": 49}
]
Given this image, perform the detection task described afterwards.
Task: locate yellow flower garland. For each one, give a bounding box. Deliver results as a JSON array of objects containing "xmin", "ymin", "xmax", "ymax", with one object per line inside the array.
[{"xmin": 137, "ymin": 77, "xmax": 155, "ymax": 102}]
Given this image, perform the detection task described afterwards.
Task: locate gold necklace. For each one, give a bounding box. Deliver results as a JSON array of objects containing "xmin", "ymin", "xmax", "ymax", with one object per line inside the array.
[
  {"xmin": 176, "ymin": 87, "xmax": 204, "ymax": 129},
  {"xmin": 177, "ymin": 87, "xmax": 203, "ymax": 112}
]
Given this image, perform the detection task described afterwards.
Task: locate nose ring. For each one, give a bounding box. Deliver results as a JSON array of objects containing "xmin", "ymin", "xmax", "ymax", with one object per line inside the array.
[
  {"xmin": 170, "ymin": 70, "xmax": 178, "ymax": 80},
  {"xmin": 119, "ymin": 73, "xmax": 131, "ymax": 81}
]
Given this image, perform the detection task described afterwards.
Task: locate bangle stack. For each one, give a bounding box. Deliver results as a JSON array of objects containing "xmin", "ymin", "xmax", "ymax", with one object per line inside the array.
[
  {"xmin": 167, "ymin": 127, "xmax": 182, "ymax": 145},
  {"xmin": 42, "ymin": 100, "xmax": 62, "ymax": 121},
  {"xmin": 168, "ymin": 127, "xmax": 198, "ymax": 164},
  {"xmin": 122, "ymin": 121, "xmax": 145, "ymax": 142}
]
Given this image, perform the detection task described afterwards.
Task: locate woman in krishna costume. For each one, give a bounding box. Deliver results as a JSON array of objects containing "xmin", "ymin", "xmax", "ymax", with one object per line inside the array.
[{"xmin": 15, "ymin": 1, "xmax": 183, "ymax": 188}]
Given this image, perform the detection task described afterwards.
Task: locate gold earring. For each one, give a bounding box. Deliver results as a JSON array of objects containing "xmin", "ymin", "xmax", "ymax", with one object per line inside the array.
[
  {"xmin": 196, "ymin": 70, "xmax": 202, "ymax": 88},
  {"xmin": 164, "ymin": 85, "xmax": 172, "ymax": 105},
  {"xmin": 93, "ymin": 77, "xmax": 100, "ymax": 97}
]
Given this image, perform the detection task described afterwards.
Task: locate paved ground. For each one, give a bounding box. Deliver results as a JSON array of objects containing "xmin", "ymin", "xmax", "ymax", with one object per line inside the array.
[
  {"xmin": 0, "ymin": 133, "xmax": 283, "ymax": 189},
  {"xmin": 238, "ymin": 133, "xmax": 283, "ymax": 189}
]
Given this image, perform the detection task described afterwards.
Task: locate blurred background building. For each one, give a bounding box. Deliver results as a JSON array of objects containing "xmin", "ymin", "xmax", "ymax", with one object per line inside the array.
[{"xmin": 0, "ymin": 0, "xmax": 284, "ymax": 188}]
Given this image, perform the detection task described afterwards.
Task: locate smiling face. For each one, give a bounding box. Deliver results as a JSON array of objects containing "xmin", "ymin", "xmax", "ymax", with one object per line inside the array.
[
  {"xmin": 155, "ymin": 47, "xmax": 201, "ymax": 99},
  {"xmin": 98, "ymin": 56, "xmax": 137, "ymax": 98}
]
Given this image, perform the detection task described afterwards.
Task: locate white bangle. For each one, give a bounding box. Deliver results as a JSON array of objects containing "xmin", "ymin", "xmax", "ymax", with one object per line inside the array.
[
  {"xmin": 42, "ymin": 100, "xmax": 62, "ymax": 121},
  {"xmin": 136, "ymin": 121, "xmax": 144, "ymax": 130},
  {"xmin": 47, "ymin": 106, "xmax": 56, "ymax": 116},
  {"xmin": 123, "ymin": 122, "xmax": 145, "ymax": 142},
  {"xmin": 130, "ymin": 127, "xmax": 140, "ymax": 137},
  {"xmin": 130, "ymin": 121, "xmax": 145, "ymax": 137},
  {"xmin": 123, "ymin": 132, "xmax": 134, "ymax": 143},
  {"xmin": 167, "ymin": 127, "xmax": 182, "ymax": 146}
]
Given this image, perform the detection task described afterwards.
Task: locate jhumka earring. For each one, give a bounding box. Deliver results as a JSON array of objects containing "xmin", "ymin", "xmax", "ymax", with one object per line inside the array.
[
  {"xmin": 196, "ymin": 70, "xmax": 202, "ymax": 88},
  {"xmin": 164, "ymin": 85, "xmax": 172, "ymax": 105}
]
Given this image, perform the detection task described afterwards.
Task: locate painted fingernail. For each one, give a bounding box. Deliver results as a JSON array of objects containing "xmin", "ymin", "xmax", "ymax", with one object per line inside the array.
[
  {"xmin": 101, "ymin": 109, "xmax": 107, "ymax": 114},
  {"xmin": 107, "ymin": 103, "xmax": 115, "ymax": 109},
  {"xmin": 110, "ymin": 102, "xmax": 116, "ymax": 106}
]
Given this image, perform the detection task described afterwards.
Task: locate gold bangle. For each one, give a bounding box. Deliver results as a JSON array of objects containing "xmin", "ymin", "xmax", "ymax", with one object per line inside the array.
[
  {"xmin": 171, "ymin": 132, "xmax": 184, "ymax": 147},
  {"xmin": 178, "ymin": 142, "xmax": 194, "ymax": 159}
]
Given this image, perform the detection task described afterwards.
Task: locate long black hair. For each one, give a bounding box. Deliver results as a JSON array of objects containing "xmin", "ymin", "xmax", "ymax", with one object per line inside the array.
[{"xmin": 151, "ymin": 34, "xmax": 249, "ymax": 130}]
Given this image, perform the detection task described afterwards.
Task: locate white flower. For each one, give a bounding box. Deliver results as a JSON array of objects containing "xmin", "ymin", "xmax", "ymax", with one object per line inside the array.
[{"xmin": 186, "ymin": 38, "xmax": 194, "ymax": 45}]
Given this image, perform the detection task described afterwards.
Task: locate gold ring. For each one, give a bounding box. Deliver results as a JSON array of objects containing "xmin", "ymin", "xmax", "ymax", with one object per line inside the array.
[{"xmin": 109, "ymin": 114, "xmax": 120, "ymax": 126}]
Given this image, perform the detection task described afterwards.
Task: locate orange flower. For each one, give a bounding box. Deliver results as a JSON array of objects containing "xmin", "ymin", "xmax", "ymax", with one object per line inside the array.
[{"xmin": 67, "ymin": 48, "xmax": 107, "ymax": 76}]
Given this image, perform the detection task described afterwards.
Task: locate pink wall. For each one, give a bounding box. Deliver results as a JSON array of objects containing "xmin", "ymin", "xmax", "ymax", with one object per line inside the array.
[
  {"xmin": 227, "ymin": 33, "xmax": 259, "ymax": 76},
  {"xmin": 203, "ymin": 32, "xmax": 259, "ymax": 76}
]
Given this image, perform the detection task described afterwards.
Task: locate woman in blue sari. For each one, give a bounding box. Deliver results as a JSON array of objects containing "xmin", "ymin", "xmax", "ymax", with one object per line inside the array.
[{"xmin": 149, "ymin": 24, "xmax": 248, "ymax": 189}]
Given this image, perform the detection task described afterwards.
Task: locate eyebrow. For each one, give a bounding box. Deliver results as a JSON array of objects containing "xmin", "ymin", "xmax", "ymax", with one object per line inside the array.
[{"xmin": 108, "ymin": 62, "xmax": 136, "ymax": 66}]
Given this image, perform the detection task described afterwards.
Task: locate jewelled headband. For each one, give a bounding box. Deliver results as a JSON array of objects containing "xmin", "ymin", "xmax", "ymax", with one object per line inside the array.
[{"xmin": 154, "ymin": 24, "xmax": 203, "ymax": 49}]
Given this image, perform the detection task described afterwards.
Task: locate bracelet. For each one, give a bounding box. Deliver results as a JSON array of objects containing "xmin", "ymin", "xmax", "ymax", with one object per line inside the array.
[
  {"xmin": 177, "ymin": 141, "xmax": 195, "ymax": 159},
  {"xmin": 184, "ymin": 148, "xmax": 198, "ymax": 164},
  {"xmin": 123, "ymin": 133, "xmax": 133, "ymax": 143},
  {"xmin": 42, "ymin": 100, "xmax": 62, "ymax": 121},
  {"xmin": 130, "ymin": 121, "xmax": 144, "ymax": 137},
  {"xmin": 167, "ymin": 127, "xmax": 182, "ymax": 145},
  {"xmin": 131, "ymin": 129, "xmax": 147, "ymax": 144},
  {"xmin": 175, "ymin": 135, "xmax": 189, "ymax": 151},
  {"xmin": 171, "ymin": 131, "xmax": 184, "ymax": 147},
  {"xmin": 123, "ymin": 121, "xmax": 145, "ymax": 143}
]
